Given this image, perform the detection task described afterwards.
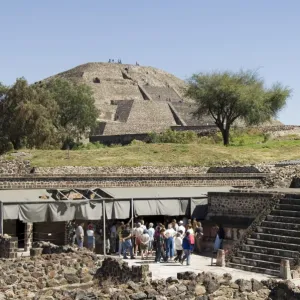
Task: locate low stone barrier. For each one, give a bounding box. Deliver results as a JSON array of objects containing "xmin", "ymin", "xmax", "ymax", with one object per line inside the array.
[{"xmin": 0, "ymin": 235, "xmax": 18, "ymax": 259}]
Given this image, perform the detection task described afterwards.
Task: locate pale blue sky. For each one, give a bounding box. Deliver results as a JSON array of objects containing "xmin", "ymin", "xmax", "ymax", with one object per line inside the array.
[{"xmin": 0, "ymin": 1, "xmax": 299, "ymax": 124}]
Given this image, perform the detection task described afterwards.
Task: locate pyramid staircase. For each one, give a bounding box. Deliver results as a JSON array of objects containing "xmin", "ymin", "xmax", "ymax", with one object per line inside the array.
[{"xmin": 227, "ymin": 194, "xmax": 300, "ymax": 277}]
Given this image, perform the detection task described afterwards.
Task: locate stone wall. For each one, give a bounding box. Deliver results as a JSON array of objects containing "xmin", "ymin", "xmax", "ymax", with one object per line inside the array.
[
  {"xmin": 258, "ymin": 165, "xmax": 300, "ymax": 188},
  {"xmin": 0, "ymin": 158, "xmax": 31, "ymax": 175},
  {"xmin": 0, "ymin": 236, "xmax": 18, "ymax": 258},
  {"xmin": 32, "ymin": 166, "xmax": 210, "ymax": 175},
  {"xmin": 207, "ymin": 191, "xmax": 278, "ymax": 218},
  {"xmin": 0, "ymin": 174, "xmax": 263, "ymax": 189},
  {"xmin": 0, "ymin": 251, "xmax": 98, "ymax": 299}
]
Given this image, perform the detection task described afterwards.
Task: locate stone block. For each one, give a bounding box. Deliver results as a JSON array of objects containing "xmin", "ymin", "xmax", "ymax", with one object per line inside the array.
[
  {"xmin": 280, "ymin": 259, "xmax": 291, "ymax": 280},
  {"xmin": 30, "ymin": 248, "xmax": 43, "ymax": 257}
]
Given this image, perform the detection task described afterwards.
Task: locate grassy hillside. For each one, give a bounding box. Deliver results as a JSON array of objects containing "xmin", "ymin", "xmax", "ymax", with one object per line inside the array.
[
  {"xmin": 4, "ymin": 129, "xmax": 300, "ymax": 167},
  {"xmin": 6, "ymin": 137, "xmax": 300, "ymax": 167}
]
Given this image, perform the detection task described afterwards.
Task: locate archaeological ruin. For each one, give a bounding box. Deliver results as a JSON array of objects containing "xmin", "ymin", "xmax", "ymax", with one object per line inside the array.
[
  {"xmin": 0, "ymin": 157, "xmax": 300, "ymax": 283},
  {"xmin": 40, "ymin": 62, "xmax": 292, "ymax": 145}
]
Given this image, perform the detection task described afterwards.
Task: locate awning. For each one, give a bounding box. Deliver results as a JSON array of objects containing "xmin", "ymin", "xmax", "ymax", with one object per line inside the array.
[{"xmin": 133, "ymin": 199, "xmax": 189, "ymax": 216}]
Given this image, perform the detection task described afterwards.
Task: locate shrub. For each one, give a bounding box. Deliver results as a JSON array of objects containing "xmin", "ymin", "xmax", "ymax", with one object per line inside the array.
[
  {"xmin": 0, "ymin": 137, "xmax": 14, "ymax": 155},
  {"xmin": 263, "ymin": 133, "xmax": 271, "ymax": 143},
  {"xmin": 130, "ymin": 139, "xmax": 146, "ymax": 146},
  {"xmin": 148, "ymin": 129, "xmax": 198, "ymax": 144}
]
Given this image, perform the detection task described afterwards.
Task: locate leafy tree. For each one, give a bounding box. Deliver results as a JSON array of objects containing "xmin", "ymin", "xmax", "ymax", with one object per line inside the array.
[
  {"xmin": 0, "ymin": 77, "xmax": 98, "ymax": 152},
  {"xmin": 0, "ymin": 82, "xmax": 8, "ymax": 98},
  {"xmin": 0, "ymin": 78, "xmax": 60, "ymax": 149},
  {"xmin": 185, "ymin": 70, "xmax": 291, "ymax": 145},
  {"xmin": 44, "ymin": 78, "xmax": 98, "ymax": 144}
]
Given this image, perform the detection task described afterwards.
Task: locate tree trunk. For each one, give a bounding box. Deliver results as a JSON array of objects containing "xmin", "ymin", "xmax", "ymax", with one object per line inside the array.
[{"xmin": 221, "ymin": 128, "xmax": 230, "ymax": 146}]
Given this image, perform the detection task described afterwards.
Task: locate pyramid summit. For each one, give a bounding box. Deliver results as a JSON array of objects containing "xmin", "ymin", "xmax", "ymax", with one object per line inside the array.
[{"xmin": 44, "ymin": 62, "xmax": 213, "ymax": 138}]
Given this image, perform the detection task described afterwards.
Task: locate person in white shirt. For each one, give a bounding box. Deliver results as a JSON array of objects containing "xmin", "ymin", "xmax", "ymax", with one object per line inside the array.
[
  {"xmin": 86, "ymin": 223, "xmax": 95, "ymax": 251},
  {"xmin": 135, "ymin": 223, "xmax": 144, "ymax": 256},
  {"xmin": 147, "ymin": 223, "xmax": 155, "ymax": 256},
  {"xmin": 140, "ymin": 229, "xmax": 150, "ymax": 260},
  {"xmin": 178, "ymin": 221, "xmax": 186, "ymax": 235},
  {"xmin": 76, "ymin": 223, "xmax": 84, "ymax": 248},
  {"xmin": 174, "ymin": 232, "xmax": 183, "ymax": 262},
  {"xmin": 165, "ymin": 224, "xmax": 176, "ymax": 261},
  {"xmin": 140, "ymin": 220, "xmax": 146, "ymax": 230},
  {"xmin": 170, "ymin": 219, "xmax": 179, "ymax": 231}
]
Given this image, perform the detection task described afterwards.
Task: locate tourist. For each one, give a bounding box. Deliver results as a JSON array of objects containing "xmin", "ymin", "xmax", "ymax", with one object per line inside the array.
[
  {"xmin": 121, "ymin": 224, "xmax": 135, "ymax": 259},
  {"xmin": 76, "ymin": 222, "xmax": 84, "ymax": 248},
  {"xmin": 140, "ymin": 220, "xmax": 146, "ymax": 230},
  {"xmin": 86, "ymin": 223, "xmax": 95, "ymax": 251},
  {"xmin": 174, "ymin": 232, "xmax": 183, "ymax": 262},
  {"xmin": 192, "ymin": 218, "xmax": 198, "ymax": 231},
  {"xmin": 148, "ymin": 223, "xmax": 155, "ymax": 256},
  {"xmin": 106, "ymin": 228, "xmax": 111, "ymax": 255},
  {"xmin": 140, "ymin": 229, "xmax": 150, "ymax": 260},
  {"xmin": 195, "ymin": 221, "xmax": 204, "ymax": 253},
  {"xmin": 171, "ymin": 219, "xmax": 179, "ymax": 231},
  {"xmin": 117, "ymin": 222, "xmax": 125, "ymax": 257},
  {"xmin": 155, "ymin": 228, "xmax": 166, "ymax": 263},
  {"xmin": 214, "ymin": 224, "xmax": 225, "ymax": 252},
  {"xmin": 134, "ymin": 223, "xmax": 144, "ymax": 257},
  {"xmin": 181, "ymin": 231, "xmax": 192, "ymax": 266},
  {"xmin": 110, "ymin": 223, "xmax": 117, "ymax": 253},
  {"xmin": 187, "ymin": 224, "xmax": 195, "ymax": 253},
  {"xmin": 165, "ymin": 224, "xmax": 176, "ymax": 261},
  {"xmin": 178, "ymin": 221, "xmax": 186, "ymax": 234}
]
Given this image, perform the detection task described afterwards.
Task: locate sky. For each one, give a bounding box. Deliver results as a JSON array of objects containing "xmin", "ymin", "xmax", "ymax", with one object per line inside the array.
[{"xmin": 0, "ymin": 1, "xmax": 299, "ymax": 124}]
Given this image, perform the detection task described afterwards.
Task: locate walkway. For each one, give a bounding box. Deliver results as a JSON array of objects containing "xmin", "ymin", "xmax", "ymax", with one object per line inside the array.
[{"xmin": 113, "ymin": 254, "xmax": 276, "ymax": 282}]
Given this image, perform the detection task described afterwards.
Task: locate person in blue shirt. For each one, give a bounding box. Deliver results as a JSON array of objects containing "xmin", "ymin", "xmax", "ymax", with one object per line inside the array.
[{"xmin": 181, "ymin": 231, "xmax": 192, "ymax": 265}]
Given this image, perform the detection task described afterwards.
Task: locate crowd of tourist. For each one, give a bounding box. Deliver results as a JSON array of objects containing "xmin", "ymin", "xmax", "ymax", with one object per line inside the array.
[{"xmin": 74, "ymin": 219, "xmax": 225, "ymax": 266}]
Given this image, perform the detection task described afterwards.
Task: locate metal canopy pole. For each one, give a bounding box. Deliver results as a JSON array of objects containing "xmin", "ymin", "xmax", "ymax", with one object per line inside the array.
[
  {"xmin": 131, "ymin": 198, "xmax": 134, "ymax": 231},
  {"xmin": 0, "ymin": 202, "xmax": 3, "ymax": 235},
  {"xmin": 189, "ymin": 198, "xmax": 193, "ymax": 218},
  {"xmin": 102, "ymin": 199, "xmax": 106, "ymax": 256}
]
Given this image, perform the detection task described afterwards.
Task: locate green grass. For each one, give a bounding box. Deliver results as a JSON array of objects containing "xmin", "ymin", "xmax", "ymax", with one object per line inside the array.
[{"xmin": 10, "ymin": 138, "xmax": 300, "ymax": 167}]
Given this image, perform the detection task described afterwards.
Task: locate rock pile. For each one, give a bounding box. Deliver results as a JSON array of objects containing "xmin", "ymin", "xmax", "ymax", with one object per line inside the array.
[
  {"xmin": 30, "ymin": 271, "xmax": 300, "ymax": 300},
  {"xmin": 95, "ymin": 257, "xmax": 151, "ymax": 283},
  {"xmin": 32, "ymin": 241, "xmax": 78, "ymax": 254},
  {"xmin": 0, "ymin": 255, "xmax": 300, "ymax": 299}
]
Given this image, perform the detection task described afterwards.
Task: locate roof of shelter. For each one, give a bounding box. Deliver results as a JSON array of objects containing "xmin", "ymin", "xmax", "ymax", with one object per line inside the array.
[
  {"xmin": 100, "ymin": 186, "xmax": 233, "ymax": 199},
  {"xmin": 0, "ymin": 189, "xmax": 54, "ymax": 203}
]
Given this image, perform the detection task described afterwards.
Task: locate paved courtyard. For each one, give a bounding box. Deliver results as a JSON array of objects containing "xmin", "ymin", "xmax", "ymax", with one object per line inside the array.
[{"xmin": 113, "ymin": 254, "xmax": 276, "ymax": 282}]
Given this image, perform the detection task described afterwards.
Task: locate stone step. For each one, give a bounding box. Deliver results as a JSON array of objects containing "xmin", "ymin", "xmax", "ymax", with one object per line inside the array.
[
  {"xmin": 237, "ymin": 250, "xmax": 293, "ymax": 264},
  {"xmin": 242, "ymin": 244, "xmax": 299, "ymax": 258},
  {"xmin": 266, "ymin": 215, "xmax": 300, "ymax": 224},
  {"xmin": 251, "ymin": 232, "xmax": 300, "ymax": 245},
  {"xmin": 246, "ymin": 238, "xmax": 300, "ymax": 251},
  {"xmin": 257, "ymin": 226, "xmax": 300, "ymax": 238},
  {"xmin": 261, "ymin": 221, "xmax": 300, "ymax": 231},
  {"xmin": 227, "ymin": 262, "xmax": 279, "ymax": 277},
  {"xmin": 271, "ymin": 209, "xmax": 300, "ymax": 218},
  {"xmin": 231, "ymin": 256, "xmax": 280, "ymax": 270},
  {"xmin": 276, "ymin": 203, "xmax": 300, "ymax": 211},
  {"xmin": 280, "ymin": 198, "xmax": 300, "ymax": 206}
]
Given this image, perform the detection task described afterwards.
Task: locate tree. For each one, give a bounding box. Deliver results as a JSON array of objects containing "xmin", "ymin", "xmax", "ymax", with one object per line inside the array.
[
  {"xmin": 185, "ymin": 70, "xmax": 291, "ymax": 145},
  {"xmin": 0, "ymin": 82, "xmax": 8, "ymax": 98},
  {"xmin": 44, "ymin": 78, "xmax": 98, "ymax": 145},
  {"xmin": 0, "ymin": 78, "xmax": 60, "ymax": 149}
]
